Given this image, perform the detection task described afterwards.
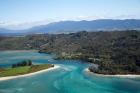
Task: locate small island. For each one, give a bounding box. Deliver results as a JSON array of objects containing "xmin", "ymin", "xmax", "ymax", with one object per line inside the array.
[{"xmin": 0, "ymin": 60, "xmax": 55, "ymax": 78}]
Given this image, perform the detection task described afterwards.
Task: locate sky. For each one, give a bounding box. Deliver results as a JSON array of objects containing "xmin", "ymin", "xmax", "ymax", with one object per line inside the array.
[{"xmin": 0, "ymin": 0, "xmax": 140, "ymax": 29}]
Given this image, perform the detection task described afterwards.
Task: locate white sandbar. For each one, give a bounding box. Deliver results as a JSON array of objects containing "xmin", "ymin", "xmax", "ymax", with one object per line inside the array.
[
  {"xmin": 85, "ymin": 68, "xmax": 140, "ymax": 78},
  {"xmin": 0, "ymin": 65, "xmax": 60, "ymax": 81}
]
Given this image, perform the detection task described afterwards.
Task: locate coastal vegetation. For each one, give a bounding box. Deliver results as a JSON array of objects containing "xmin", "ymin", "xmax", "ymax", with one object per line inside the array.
[
  {"xmin": 12, "ymin": 60, "xmax": 32, "ymax": 68},
  {"xmin": 0, "ymin": 30, "xmax": 140, "ymax": 74},
  {"xmin": 0, "ymin": 60, "xmax": 54, "ymax": 77}
]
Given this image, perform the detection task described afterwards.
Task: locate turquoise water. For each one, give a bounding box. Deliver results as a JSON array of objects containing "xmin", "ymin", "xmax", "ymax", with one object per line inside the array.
[{"xmin": 0, "ymin": 51, "xmax": 140, "ymax": 93}]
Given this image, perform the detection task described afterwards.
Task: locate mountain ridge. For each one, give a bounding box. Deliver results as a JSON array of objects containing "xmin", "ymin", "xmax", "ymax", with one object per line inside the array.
[{"xmin": 0, "ymin": 19, "xmax": 140, "ymax": 35}]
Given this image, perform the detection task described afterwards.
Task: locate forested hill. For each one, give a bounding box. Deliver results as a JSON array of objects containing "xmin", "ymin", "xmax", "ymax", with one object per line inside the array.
[{"xmin": 0, "ymin": 30, "xmax": 140, "ymax": 74}]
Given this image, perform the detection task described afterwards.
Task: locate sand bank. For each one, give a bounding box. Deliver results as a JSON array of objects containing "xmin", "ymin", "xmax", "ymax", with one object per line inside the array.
[
  {"xmin": 0, "ymin": 65, "xmax": 60, "ymax": 81},
  {"xmin": 85, "ymin": 68, "xmax": 140, "ymax": 78}
]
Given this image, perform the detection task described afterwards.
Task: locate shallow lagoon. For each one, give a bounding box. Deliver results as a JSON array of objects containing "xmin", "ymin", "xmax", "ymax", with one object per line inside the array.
[{"xmin": 0, "ymin": 51, "xmax": 140, "ymax": 93}]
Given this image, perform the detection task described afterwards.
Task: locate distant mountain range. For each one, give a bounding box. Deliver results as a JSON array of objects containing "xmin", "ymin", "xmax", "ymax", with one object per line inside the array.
[{"xmin": 0, "ymin": 19, "xmax": 140, "ymax": 35}]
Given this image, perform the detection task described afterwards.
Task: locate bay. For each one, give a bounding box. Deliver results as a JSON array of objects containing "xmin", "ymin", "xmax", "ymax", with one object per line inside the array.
[{"xmin": 0, "ymin": 51, "xmax": 140, "ymax": 93}]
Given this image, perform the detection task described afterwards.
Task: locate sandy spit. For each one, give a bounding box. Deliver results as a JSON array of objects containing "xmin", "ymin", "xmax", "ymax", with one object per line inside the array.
[
  {"xmin": 85, "ymin": 68, "xmax": 140, "ymax": 78},
  {"xmin": 0, "ymin": 65, "xmax": 60, "ymax": 81}
]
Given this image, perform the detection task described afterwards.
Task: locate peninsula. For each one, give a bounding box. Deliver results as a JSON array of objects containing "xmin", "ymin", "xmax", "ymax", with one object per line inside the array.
[{"xmin": 0, "ymin": 60, "xmax": 57, "ymax": 81}]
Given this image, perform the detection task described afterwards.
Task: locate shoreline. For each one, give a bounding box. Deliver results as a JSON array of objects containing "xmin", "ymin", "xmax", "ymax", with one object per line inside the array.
[
  {"xmin": 0, "ymin": 50, "xmax": 38, "ymax": 52},
  {"xmin": 85, "ymin": 68, "xmax": 140, "ymax": 78},
  {"xmin": 0, "ymin": 65, "xmax": 60, "ymax": 81}
]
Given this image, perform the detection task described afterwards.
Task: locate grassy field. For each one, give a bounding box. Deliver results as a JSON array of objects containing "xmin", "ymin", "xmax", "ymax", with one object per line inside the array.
[{"xmin": 0, "ymin": 64, "xmax": 54, "ymax": 77}]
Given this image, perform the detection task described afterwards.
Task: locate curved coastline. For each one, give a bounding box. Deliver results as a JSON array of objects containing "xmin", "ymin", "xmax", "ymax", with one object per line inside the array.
[
  {"xmin": 85, "ymin": 68, "xmax": 140, "ymax": 78},
  {"xmin": 0, "ymin": 65, "xmax": 60, "ymax": 81}
]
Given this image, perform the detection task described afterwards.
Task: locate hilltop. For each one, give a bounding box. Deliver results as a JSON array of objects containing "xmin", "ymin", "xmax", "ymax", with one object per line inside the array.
[{"xmin": 1, "ymin": 19, "xmax": 140, "ymax": 36}]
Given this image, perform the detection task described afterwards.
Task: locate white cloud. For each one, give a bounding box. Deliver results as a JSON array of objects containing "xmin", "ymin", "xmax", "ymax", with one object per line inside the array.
[
  {"xmin": 74, "ymin": 15, "xmax": 140, "ymax": 20},
  {"xmin": 0, "ymin": 19, "xmax": 54, "ymax": 30},
  {"xmin": 111, "ymin": 15, "xmax": 140, "ymax": 19}
]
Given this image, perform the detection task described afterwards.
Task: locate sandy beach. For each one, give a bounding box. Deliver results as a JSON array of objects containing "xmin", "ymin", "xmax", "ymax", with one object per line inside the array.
[
  {"xmin": 85, "ymin": 68, "xmax": 140, "ymax": 78},
  {"xmin": 0, "ymin": 65, "xmax": 60, "ymax": 81}
]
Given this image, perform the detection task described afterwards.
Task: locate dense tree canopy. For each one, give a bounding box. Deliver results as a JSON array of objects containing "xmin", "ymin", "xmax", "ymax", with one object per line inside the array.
[{"xmin": 0, "ymin": 30, "xmax": 140, "ymax": 74}]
